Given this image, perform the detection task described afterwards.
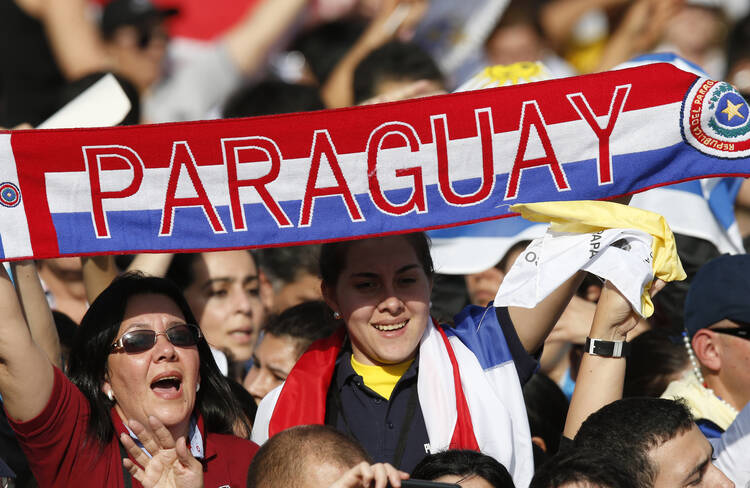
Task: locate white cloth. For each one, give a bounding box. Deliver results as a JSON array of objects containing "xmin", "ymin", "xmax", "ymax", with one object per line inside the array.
[{"xmin": 494, "ymin": 228, "xmax": 654, "ymax": 316}]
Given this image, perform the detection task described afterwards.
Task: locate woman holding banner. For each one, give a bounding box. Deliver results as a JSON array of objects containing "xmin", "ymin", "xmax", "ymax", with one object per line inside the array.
[
  {"xmin": 0, "ymin": 268, "xmax": 258, "ymax": 486},
  {"xmin": 251, "ymin": 231, "xmax": 651, "ymax": 486}
]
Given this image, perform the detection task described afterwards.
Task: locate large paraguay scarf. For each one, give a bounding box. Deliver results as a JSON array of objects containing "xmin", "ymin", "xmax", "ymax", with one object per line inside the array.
[
  {"xmin": 252, "ymin": 307, "xmax": 534, "ymax": 487},
  {"xmin": 3, "ymin": 62, "xmax": 750, "ymax": 261}
]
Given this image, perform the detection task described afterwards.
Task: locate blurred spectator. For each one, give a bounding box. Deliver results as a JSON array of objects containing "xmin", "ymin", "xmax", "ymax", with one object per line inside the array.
[
  {"xmin": 223, "ymin": 80, "xmax": 325, "ymax": 119},
  {"xmin": 624, "ymin": 329, "xmax": 689, "ymax": 398},
  {"xmin": 243, "ymin": 300, "xmax": 339, "ymax": 404},
  {"xmin": 37, "ymin": 257, "xmax": 88, "ymax": 324},
  {"xmin": 352, "ymin": 40, "xmax": 444, "ymax": 105},
  {"xmin": 255, "ymin": 245, "xmax": 323, "ymax": 314},
  {"xmin": 485, "ymin": 0, "xmax": 575, "ymax": 78},
  {"xmin": 166, "ymin": 251, "xmax": 272, "ymax": 370},
  {"xmin": 523, "ymin": 373, "xmax": 569, "ymax": 467}
]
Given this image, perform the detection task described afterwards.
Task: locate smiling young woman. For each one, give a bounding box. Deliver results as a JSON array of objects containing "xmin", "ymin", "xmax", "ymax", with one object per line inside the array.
[
  {"xmin": 0, "ymin": 270, "xmax": 259, "ymax": 487},
  {"xmin": 252, "ymin": 232, "xmax": 588, "ymax": 484}
]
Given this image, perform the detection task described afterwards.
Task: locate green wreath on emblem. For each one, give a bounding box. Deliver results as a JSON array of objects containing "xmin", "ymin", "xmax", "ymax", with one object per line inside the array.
[{"xmin": 707, "ymin": 83, "xmax": 750, "ymax": 138}]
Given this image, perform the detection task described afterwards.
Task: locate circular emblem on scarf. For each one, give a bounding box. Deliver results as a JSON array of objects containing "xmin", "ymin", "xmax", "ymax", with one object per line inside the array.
[
  {"xmin": 682, "ymin": 79, "xmax": 750, "ymax": 158},
  {"xmin": 0, "ymin": 182, "xmax": 20, "ymax": 208}
]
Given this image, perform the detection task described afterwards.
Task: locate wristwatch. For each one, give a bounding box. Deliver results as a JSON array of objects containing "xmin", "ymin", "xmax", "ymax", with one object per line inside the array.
[{"xmin": 584, "ymin": 337, "xmax": 631, "ymax": 358}]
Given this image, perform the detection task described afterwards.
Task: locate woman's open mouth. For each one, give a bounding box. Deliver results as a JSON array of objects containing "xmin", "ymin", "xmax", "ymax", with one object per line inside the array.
[{"xmin": 150, "ymin": 373, "xmax": 183, "ymax": 399}]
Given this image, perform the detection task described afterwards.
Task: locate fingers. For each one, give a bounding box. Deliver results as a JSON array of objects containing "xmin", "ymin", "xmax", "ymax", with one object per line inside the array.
[
  {"xmin": 174, "ymin": 436, "xmax": 197, "ymax": 468},
  {"xmin": 127, "ymin": 419, "xmax": 160, "ymax": 456},
  {"xmin": 148, "ymin": 415, "xmax": 177, "ymax": 450},
  {"xmin": 649, "ymin": 278, "xmax": 666, "ymax": 298},
  {"xmin": 121, "ymin": 456, "xmax": 145, "ymax": 483},
  {"xmin": 120, "ymin": 432, "xmax": 152, "ymax": 469}
]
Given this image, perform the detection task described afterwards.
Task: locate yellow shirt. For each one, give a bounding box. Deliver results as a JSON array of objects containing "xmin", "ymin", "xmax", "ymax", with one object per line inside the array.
[{"xmin": 350, "ymin": 355, "xmax": 414, "ymax": 401}]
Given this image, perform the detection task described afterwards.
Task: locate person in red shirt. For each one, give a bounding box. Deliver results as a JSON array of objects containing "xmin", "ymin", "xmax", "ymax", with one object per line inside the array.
[{"xmin": 0, "ymin": 268, "xmax": 258, "ymax": 487}]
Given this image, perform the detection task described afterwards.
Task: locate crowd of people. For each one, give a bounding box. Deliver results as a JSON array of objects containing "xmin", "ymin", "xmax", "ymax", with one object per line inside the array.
[{"xmin": 2, "ymin": 0, "xmax": 750, "ymax": 487}]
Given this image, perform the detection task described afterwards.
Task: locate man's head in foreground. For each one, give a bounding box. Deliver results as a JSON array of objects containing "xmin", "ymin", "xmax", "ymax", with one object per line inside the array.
[
  {"xmin": 246, "ymin": 425, "xmax": 371, "ymax": 488},
  {"xmin": 574, "ymin": 398, "xmax": 732, "ymax": 488}
]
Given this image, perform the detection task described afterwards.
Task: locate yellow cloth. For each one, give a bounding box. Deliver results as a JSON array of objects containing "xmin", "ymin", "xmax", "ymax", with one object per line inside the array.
[
  {"xmin": 662, "ymin": 372, "xmax": 738, "ymax": 430},
  {"xmin": 350, "ymin": 355, "xmax": 414, "ymax": 401},
  {"xmin": 510, "ymin": 200, "xmax": 686, "ymax": 316}
]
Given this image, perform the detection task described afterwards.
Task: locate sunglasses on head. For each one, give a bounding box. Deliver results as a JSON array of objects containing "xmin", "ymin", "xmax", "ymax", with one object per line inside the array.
[
  {"xmin": 111, "ymin": 324, "xmax": 202, "ymax": 354},
  {"xmin": 711, "ymin": 327, "xmax": 750, "ymax": 341}
]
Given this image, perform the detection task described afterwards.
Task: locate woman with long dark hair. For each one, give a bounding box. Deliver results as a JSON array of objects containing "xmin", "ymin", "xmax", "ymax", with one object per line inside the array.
[{"xmin": 0, "ymin": 269, "xmax": 258, "ymax": 486}]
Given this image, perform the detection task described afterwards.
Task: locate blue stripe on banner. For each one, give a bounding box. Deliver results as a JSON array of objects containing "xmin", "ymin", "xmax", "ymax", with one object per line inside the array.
[
  {"xmin": 48, "ymin": 141, "xmax": 741, "ymax": 254},
  {"xmin": 445, "ymin": 304, "xmax": 513, "ymax": 370},
  {"xmin": 427, "ymin": 215, "xmax": 537, "ymax": 238},
  {"xmin": 0, "ymin": 234, "xmax": 4, "ymax": 260}
]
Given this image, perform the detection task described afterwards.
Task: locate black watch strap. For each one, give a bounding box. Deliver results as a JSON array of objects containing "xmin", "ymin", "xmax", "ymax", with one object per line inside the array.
[{"xmin": 585, "ymin": 337, "xmax": 631, "ymax": 357}]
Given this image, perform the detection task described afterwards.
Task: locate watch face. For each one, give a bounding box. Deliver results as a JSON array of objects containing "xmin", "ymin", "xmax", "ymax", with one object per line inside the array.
[{"xmin": 592, "ymin": 340, "xmax": 615, "ymax": 356}]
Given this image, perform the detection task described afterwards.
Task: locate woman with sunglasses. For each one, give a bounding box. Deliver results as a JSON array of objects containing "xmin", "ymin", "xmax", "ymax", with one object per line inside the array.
[{"xmin": 0, "ymin": 268, "xmax": 258, "ymax": 487}]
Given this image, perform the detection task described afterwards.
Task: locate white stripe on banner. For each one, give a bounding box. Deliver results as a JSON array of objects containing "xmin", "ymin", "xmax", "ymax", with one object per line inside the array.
[
  {"xmin": 0, "ymin": 135, "xmax": 32, "ymax": 259},
  {"xmin": 45, "ymin": 102, "xmax": 683, "ymax": 216}
]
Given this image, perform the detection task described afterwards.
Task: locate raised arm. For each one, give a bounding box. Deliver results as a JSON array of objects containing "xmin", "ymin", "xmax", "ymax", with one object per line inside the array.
[
  {"xmin": 509, "ymin": 271, "xmax": 586, "ymax": 354},
  {"xmin": 37, "ymin": 0, "xmax": 111, "ymax": 81},
  {"xmin": 81, "ymin": 255, "xmax": 119, "ymax": 304},
  {"xmin": 9, "ymin": 261, "xmax": 61, "ymax": 369},
  {"xmin": 0, "ymin": 264, "xmax": 55, "ymax": 422},
  {"xmin": 563, "ymin": 279, "xmax": 664, "ymax": 438},
  {"xmin": 320, "ymin": 0, "xmax": 428, "ymax": 108},
  {"xmin": 223, "ymin": 0, "xmax": 310, "ymax": 76}
]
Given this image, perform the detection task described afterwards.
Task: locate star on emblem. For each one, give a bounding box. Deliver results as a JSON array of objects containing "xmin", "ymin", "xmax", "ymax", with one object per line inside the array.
[{"xmin": 722, "ymin": 99, "xmax": 746, "ymax": 121}]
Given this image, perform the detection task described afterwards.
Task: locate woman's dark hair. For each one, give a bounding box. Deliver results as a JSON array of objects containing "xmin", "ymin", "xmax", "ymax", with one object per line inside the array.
[
  {"xmin": 319, "ymin": 233, "xmax": 434, "ymax": 288},
  {"xmin": 411, "ymin": 449, "xmax": 515, "ymax": 488},
  {"xmin": 264, "ymin": 300, "xmax": 340, "ymax": 355},
  {"xmin": 165, "ymin": 251, "xmax": 258, "ymax": 291},
  {"xmin": 67, "ymin": 272, "xmax": 250, "ymax": 447},
  {"xmin": 624, "ymin": 329, "xmax": 688, "ymax": 398}
]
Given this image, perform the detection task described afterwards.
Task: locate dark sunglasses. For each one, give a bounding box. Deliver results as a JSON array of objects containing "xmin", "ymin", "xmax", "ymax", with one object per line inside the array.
[
  {"xmin": 711, "ymin": 327, "xmax": 750, "ymax": 341},
  {"xmin": 111, "ymin": 324, "xmax": 202, "ymax": 354}
]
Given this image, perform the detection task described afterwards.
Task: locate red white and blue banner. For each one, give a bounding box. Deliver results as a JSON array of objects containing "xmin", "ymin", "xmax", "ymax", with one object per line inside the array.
[{"xmin": 2, "ymin": 62, "xmax": 750, "ymax": 261}]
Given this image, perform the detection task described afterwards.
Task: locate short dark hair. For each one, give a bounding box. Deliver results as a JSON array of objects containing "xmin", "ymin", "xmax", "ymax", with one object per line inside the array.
[
  {"xmin": 624, "ymin": 329, "xmax": 688, "ymax": 398},
  {"xmin": 530, "ymin": 448, "xmax": 638, "ymax": 488},
  {"xmin": 411, "ymin": 450, "xmax": 514, "ymax": 488},
  {"xmin": 353, "ymin": 41, "xmax": 444, "ymax": 104},
  {"xmin": 222, "ymin": 80, "xmax": 324, "ymax": 119},
  {"xmin": 165, "ymin": 251, "xmax": 258, "ymax": 291},
  {"xmin": 292, "ymin": 21, "xmax": 366, "ymax": 85},
  {"xmin": 263, "ymin": 300, "xmax": 340, "ymax": 355},
  {"xmin": 246, "ymin": 425, "xmax": 371, "ymax": 487},
  {"xmin": 256, "ymin": 245, "xmax": 321, "ymax": 291},
  {"xmin": 574, "ymin": 398, "xmax": 695, "ymax": 488},
  {"xmin": 319, "ymin": 233, "xmax": 434, "ymax": 289},
  {"xmin": 67, "ymin": 272, "xmax": 250, "ymax": 447}
]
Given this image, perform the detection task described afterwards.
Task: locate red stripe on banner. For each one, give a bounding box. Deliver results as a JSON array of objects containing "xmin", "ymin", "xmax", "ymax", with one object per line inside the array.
[{"xmin": 2, "ymin": 63, "xmax": 703, "ymax": 259}]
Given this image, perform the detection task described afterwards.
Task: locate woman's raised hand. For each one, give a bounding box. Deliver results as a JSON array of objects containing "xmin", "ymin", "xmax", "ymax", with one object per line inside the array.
[{"xmin": 120, "ymin": 416, "xmax": 203, "ymax": 488}]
